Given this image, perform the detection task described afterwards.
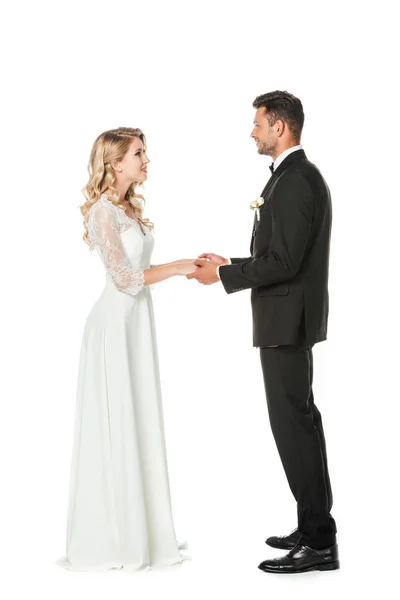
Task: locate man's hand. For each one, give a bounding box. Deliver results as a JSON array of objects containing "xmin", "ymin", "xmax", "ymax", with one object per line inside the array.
[
  {"xmin": 198, "ymin": 253, "xmax": 229, "ymax": 266},
  {"xmin": 186, "ymin": 259, "xmax": 219, "ymax": 284}
]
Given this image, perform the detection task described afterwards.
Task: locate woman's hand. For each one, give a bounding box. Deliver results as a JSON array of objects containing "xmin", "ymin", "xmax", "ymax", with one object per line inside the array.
[
  {"xmin": 198, "ymin": 253, "xmax": 229, "ymax": 266},
  {"xmin": 170, "ymin": 258, "xmax": 197, "ymax": 265},
  {"xmin": 174, "ymin": 260, "xmax": 198, "ymax": 276}
]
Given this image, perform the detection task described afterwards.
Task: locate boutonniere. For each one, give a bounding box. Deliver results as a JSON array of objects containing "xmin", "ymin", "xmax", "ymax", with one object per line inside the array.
[{"xmin": 250, "ymin": 196, "xmax": 264, "ymax": 221}]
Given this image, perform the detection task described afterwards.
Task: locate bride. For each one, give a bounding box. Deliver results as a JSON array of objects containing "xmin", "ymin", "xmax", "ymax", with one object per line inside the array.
[{"xmin": 56, "ymin": 127, "xmax": 196, "ymax": 573}]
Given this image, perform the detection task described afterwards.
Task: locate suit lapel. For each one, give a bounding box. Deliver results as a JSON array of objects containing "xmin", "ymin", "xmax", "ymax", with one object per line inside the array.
[
  {"xmin": 250, "ymin": 172, "xmax": 278, "ymax": 254},
  {"xmin": 250, "ymin": 149, "xmax": 307, "ymax": 255}
]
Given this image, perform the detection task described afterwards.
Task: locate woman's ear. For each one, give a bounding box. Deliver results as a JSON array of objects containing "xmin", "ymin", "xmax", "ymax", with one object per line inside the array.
[{"xmin": 111, "ymin": 161, "xmax": 122, "ymax": 173}]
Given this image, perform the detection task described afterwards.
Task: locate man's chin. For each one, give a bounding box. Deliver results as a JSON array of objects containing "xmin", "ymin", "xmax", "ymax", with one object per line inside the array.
[{"xmin": 257, "ymin": 146, "xmax": 271, "ymax": 156}]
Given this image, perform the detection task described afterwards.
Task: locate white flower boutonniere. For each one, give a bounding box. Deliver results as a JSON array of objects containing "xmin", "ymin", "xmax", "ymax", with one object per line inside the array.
[{"xmin": 250, "ymin": 196, "xmax": 264, "ymax": 221}]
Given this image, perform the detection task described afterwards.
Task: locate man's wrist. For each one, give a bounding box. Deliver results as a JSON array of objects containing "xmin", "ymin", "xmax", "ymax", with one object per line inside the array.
[{"xmin": 216, "ymin": 258, "xmax": 231, "ymax": 280}]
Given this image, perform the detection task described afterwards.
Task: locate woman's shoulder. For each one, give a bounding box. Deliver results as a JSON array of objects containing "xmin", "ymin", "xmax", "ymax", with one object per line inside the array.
[
  {"xmin": 87, "ymin": 196, "xmax": 121, "ymax": 245},
  {"xmin": 89, "ymin": 194, "xmax": 116, "ymax": 218}
]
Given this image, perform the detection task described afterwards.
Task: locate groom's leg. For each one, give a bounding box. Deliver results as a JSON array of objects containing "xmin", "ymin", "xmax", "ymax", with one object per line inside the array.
[
  {"xmin": 308, "ymin": 349, "xmax": 333, "ymax": 513},
  {"xmin": 259, "ymin": 345, "xmax": 336, "ymax": 549}
]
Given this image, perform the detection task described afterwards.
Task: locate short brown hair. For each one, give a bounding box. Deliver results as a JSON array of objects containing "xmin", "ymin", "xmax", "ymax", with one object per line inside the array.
[{"xmin": 253, "ymin": 91, "xmax": 304, "ymax": 141}]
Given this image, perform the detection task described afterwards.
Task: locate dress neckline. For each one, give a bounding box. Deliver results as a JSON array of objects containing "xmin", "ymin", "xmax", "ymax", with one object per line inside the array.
[{"xmin": 100, "ymin": 194, "xmax": 148, "ymax": 234}]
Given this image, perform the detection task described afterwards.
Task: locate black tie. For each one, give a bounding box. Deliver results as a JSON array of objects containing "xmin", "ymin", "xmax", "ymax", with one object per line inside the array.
[{"xmin": 269, "ymin": 163, "xmax": 274, "ymax": 173}]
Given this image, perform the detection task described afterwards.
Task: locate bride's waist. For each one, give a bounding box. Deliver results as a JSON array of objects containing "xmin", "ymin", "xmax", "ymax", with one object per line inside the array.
[{"xmin": 102, "ymin": 282, "xmax": 149, "ymax": 294}]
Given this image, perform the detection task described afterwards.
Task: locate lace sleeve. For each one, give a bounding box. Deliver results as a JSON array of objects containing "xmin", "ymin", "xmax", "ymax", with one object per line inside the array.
[{"xmin": 88, "ymin": 202, "xmax": 145, "ymax": 296}]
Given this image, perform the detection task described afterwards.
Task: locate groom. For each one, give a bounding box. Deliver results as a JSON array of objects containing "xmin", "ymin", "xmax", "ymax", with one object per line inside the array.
[{"xmin": 188, "ymin": 91, "xmax": 338, "ymax": 573}]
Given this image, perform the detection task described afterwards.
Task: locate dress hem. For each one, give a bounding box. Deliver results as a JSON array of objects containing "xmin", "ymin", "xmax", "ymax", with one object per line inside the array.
[{"xmin": 55, "ymin": 542, "xmax": 190, "ymax": 573}]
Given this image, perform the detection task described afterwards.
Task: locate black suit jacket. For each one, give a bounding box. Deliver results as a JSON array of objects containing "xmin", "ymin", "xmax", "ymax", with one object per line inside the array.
[{"xmin": 219, "ymin": 149, "xmax": 332, "ymax": 347}]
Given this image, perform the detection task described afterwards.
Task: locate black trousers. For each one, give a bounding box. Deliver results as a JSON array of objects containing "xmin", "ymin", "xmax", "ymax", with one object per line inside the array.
[{"xmin": 260, "ymin": 345, "xmax": 337, "ymax": 549}]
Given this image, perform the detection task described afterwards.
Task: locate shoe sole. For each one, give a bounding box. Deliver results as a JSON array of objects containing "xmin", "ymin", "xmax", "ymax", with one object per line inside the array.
[{"xmin": 259, "ymin": 560, "xmax": 340, "ymax": 574}]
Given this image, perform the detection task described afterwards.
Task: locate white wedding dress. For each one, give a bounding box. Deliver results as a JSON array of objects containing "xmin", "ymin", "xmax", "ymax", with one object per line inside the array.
[{"xmin": 56, "ymin": 195, "xmax": 187, "ymax": 573}]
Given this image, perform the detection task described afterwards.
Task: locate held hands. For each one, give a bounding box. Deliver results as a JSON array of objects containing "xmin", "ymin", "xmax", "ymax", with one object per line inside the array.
[
  {"xmin": 173, "ymin": 259, "xmax": 198, "ymax": 276},
  {"xmin": 186, "ymin": 253, "xmax": 229, "ymax": 285},
  {"xmin": 198, "ymin": 253, "xmax": 229, "ymax": 266}
]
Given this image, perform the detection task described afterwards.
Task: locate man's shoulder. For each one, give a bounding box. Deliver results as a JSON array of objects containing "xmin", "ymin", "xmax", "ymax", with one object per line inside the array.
[
  {"xmin": 275, "ymin": 164, "xmax": 313, "ymax": 189},
  {"xmin": 282, "ymin": 158, "xmax": 327, "ymax": 190},
  {"xmin": 270, "ymin": 160, "xmax": 329, "ymax": 207}
]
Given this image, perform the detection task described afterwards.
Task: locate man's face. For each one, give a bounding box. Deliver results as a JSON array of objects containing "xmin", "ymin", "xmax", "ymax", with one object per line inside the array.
[{"xmin": 250, "ymin": 107, "xmax": 278, "ymax": 156}]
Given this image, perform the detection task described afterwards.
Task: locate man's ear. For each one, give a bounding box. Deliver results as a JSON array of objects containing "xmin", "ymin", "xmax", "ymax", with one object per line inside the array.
[{"xmin": 275, "ymin": 119, "xmax": 285, "ymax": 137}]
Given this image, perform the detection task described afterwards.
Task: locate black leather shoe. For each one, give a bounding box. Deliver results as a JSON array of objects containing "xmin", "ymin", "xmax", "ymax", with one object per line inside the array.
[
  {"xmin": 265, "ymin": 528, "xmax": 300, "ymax": 550},
  {"xmin": 258, "ymin": 543, "xmax": 340, "ymax": 574}
]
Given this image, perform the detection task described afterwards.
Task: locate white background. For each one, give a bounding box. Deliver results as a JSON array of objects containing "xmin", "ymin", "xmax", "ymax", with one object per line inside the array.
[{"xmin": 1, "ymin": 1, "xmax": 399, "ymax": 598}]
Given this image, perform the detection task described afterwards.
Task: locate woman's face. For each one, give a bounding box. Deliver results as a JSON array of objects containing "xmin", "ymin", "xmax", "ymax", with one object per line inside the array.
[{"xmin": 115, "ymin": 137, "xmax": 150, "ymax": 183}]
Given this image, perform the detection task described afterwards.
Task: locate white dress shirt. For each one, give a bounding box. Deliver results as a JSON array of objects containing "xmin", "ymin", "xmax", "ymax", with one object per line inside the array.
[{"xmin": 216, "ymin": 145, "xmax": 303, "ymax": 281}]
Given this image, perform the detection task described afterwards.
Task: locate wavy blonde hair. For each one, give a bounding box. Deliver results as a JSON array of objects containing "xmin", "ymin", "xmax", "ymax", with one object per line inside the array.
[{"xmin": 80, "ymin": 127, "xmax": 154, "ymax": 248}]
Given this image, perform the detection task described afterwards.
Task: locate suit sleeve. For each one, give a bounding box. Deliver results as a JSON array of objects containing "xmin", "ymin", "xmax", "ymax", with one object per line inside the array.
[
  {"xmin": 230, "ymin": 257, "xmax": 251, "ymax": 264},
  {"xmin": 219, "ymin": 173, "xmax": 315, "ymax": 294}
]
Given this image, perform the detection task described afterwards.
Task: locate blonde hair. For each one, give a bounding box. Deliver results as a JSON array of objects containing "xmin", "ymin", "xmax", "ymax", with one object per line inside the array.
[{"xmin": 80, "ymin": 127, "xmax": 154, "ymax": 248}]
